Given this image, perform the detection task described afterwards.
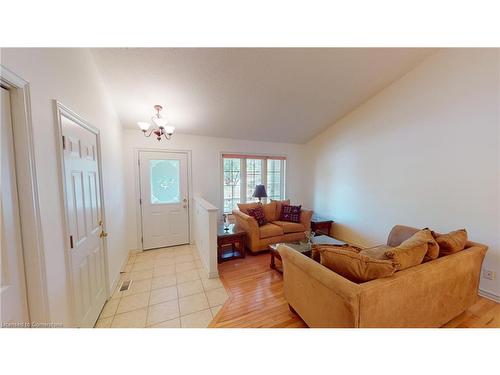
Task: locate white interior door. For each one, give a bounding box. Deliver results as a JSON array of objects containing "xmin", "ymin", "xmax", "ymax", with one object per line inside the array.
[
  {"xmin": 1, "ymin": 87, "xmax": 30, "ymax": 326},
  {"xmin": 61, "ymin": 114, "xmax": 106, "ymax": 327},
  {"xmin": 139, "ymin": 151, "xmax": 189, "ymax": 250}
]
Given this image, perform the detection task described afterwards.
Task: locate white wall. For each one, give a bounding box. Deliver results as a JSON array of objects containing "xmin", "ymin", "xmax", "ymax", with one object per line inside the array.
[
  {"xmin": 305, "ymin": 49, "xmax": 500, "ymax": 298},
  {"xmin": 193, "ymin": 196, "xmax": 219, "ymax": 278},
  {"xmin": 123, "ymin": 130, "xmax": 307, "ymax": 251},
  {"xmin": 0, "ymin": 48, "xmax": 128, "ymax": 325}
]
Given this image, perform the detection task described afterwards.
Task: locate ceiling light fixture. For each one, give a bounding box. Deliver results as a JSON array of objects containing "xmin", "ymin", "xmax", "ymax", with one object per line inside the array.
[{"xmin": 137, "ymin": 105, "xmax": 175, "ymax": 141}]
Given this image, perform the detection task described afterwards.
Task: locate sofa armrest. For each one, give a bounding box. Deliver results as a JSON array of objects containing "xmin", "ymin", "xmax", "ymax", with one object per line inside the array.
[
  {"xmin": 300, "ymin": 209, "xmax": 313, "ymax": 231},
  {"xmin": 232, "ymin": 209, "xmax": 259, "ymax": 243},
  {"xmin": 278, "ymin": 245, "xmax": 361, "ymax": 327}
]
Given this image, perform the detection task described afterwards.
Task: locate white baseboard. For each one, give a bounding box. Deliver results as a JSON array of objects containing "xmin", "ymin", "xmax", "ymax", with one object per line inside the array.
[
  {"xmin": 479, "ymin": 289, "xmax": 500, "ymax": 303},
  {"xmin": 208, "ymin": 270, "xmax": 220, "ymax": 279}
]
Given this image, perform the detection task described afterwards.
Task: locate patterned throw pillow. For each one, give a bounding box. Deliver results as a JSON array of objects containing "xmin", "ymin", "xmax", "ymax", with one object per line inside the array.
[
  {"xmin": 280, "ymin": 204, "xmax": 301, "ymax": 223},
  {"xmin": 247, "ymin": 206, "xmax": 267, "ymax": 226}
]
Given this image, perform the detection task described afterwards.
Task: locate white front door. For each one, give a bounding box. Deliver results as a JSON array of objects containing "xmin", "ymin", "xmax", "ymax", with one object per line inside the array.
[
  {"xmin": 139, "ymin": 151, "xmax": 189, "ymax": 250},
  {"xmin": 1, "ymin": 87, "xmax": 30, "ymax": 326},
  {"xmin": 61, "ymin": 114, "xmax": 106, "ymax": 327}
]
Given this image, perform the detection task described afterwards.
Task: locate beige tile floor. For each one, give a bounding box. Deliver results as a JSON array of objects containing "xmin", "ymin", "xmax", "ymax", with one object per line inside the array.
[{"xmin": 94, "ymin": 244, "xmax": 228, "ymax": 328}]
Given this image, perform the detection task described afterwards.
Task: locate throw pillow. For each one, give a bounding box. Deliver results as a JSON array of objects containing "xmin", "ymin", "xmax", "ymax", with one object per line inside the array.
[
  {"xmin": 280, "ymin": 204, "xmax": 301, "ymax": 223},
  {"xmin": 237, "ymin": 202, "xmax": 261, "ymax": 214},
  {"xmin": 384, "ymin": 233, "xmax": 428, "ymax": 270},
  {"xmin": 433, "ymin": 229, "xmax": 468, "ymax": 256},
  {"xmin": 414, "ymin": 228, "xmax": 440, "ymax": 261},
  {"xmin": 359, "ymin": 245, "xmax": 393, "ymax": 260},
  {"xmin": 319, "ymin": 247, "xmax": 396, "ymax": 283},
  {"xmin": 311, "ymin": 243, "xmax": 359, "ymax": 262},
  {"xmin": 271, "ymin": 199, "xmax": 290, "ymax": 221},
  {"xmin": 247, "ymin": 206, "xmax": 267, "ymax": 226},
  {"xmin": 261, "ymin": 201, "xmax": 277, "ymax": 222}
]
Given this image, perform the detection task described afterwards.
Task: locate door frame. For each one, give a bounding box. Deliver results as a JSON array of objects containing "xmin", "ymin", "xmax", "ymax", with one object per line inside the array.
[
  {"xmin": 1, "ymin": 66, "xmax": 49, "ymax": 325},
  {"xmin": 134, "ymin": 148, "xmax": 193, "ymax": 251},
  {"xmin": 53, "ymin": 100, "xmax": 111, "ymax": 326}
]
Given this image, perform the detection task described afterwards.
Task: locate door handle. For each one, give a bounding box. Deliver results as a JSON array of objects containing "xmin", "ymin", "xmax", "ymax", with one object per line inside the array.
[
  {"xmin": 98, "ymin": 219, "xmax": 108, "ymax": 238},
  {"xmin": 183, "ymin": 205, "xmax": 187, "ymax": 209},
  {"xmin": 183, "ymin": 198, "xmax": 188, "ymax": 203}
]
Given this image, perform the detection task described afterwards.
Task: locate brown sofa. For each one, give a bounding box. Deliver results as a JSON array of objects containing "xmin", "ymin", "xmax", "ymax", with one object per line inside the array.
[
  {"xmin": 232, "ymin": 201, "xmax": 313, "ymax": 253},
  {"xmin": 278, "ymin": 225, "xmax": 487, "ymax": 327}
]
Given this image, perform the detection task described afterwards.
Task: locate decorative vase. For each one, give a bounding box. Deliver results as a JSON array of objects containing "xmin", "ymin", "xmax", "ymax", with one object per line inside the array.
[{"xmin": 223, "ymin": 213, "xmax": 230, "ymax": 231}]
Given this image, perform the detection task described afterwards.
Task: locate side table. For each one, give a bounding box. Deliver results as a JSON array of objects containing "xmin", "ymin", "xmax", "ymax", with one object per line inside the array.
[
  {"xmin": 217, "ymin": 223, "xmax": 246, "ymax": 263},
  {"xmin": 310, "ymin": 214, "xmax": 334, "ymax": 237}
]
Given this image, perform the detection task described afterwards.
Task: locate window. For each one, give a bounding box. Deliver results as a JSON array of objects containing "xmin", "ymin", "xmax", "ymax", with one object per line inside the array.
[
  {"xmin": 150, "ymin": 159, "xmax": 180, "ymax": 204},
  {"xmin": 245, "ymin": 159, "xmax": 262, "ymax": 203},
  {"xmin": 222, "ymin": 154, "xmax": 286, "ymax": 213},
  {"xmin": 266, "ymin": 159, "xmax": 283, "ymax": 201},
  {"xmin": 223, "ymin": 158, "xmax": 241, "ymax": 214}
]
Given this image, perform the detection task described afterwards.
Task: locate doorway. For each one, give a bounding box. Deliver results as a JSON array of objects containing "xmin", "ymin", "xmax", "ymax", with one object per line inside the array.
[
  {"xmin": 1, "ymin": 86, "xmax": 30, "ymax": 325},
  {"xmin": 138, "ymin": 151, "xmax": 190, "ymax": 250},
  {"xmin": 0, "ymin": 66, "xmax": 48, "ymax": 326}
]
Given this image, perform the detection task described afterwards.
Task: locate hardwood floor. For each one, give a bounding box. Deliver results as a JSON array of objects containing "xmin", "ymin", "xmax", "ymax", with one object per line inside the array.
[
  {"xmin": 209, "ymin": 251, "xmax": 500, "ymax": 328},
  {"xmin": 209, "ymin": 252, "xmax": 306, "ymax": 327}
]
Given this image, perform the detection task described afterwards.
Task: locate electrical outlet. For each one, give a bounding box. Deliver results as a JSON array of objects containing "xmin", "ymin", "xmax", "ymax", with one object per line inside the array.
[{"xmin": 482, "ymin": 269, "xmax": 496, "ymax": 280}]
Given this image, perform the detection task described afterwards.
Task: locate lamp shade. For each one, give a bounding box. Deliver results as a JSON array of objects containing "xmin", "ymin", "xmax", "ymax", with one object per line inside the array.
[
  {"xmin": 252, "ymin": 184, "xmax": 267, "ymax": 199},
  {"xmin": 164, "ymin": 125, "xmax": 175, "ymax": 135},
  {"xmin": 137, "ymin": 121, "xmax": 151, "ymax": 131}
]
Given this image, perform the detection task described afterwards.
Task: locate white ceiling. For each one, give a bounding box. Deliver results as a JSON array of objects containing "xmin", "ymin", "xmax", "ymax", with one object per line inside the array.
[{"xmin": 91, "ymin": 48, "xmax": 434, "ymax": 144}]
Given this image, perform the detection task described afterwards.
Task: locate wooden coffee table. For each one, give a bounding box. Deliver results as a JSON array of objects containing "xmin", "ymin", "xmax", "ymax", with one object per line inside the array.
[
  {"xmin": 269, "ymin": 235, "xmax": 346, "ymax": 273},
  {"xmin": 217, "ymin": 223, "xmax": 246, "ymax": 263}
]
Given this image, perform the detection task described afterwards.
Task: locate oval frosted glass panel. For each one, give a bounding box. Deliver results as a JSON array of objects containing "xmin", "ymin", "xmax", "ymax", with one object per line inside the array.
[{"xmin": 150, "ymin": 159, "xmax": 180, "ymax": 204}]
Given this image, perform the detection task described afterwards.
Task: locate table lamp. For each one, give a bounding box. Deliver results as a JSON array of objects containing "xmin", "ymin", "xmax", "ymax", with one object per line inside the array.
[{"xmin": 252, "ymin": 184, "xmax": 267, "ymax": 202}]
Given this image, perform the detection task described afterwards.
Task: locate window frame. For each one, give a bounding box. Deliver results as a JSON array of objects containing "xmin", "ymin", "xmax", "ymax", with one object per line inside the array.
[{"xmin": 220, "ymin": 153, "xmax": 287, "ymax": 214}]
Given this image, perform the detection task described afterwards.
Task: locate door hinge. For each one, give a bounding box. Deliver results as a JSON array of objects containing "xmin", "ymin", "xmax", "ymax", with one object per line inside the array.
[
  {"xmin": 141, "ymin": 236, "xmax": 143, "ymax": 244},
  {"xmin": 62, "ymin": 135, "xmax": 66, "ymax": 150},
  {"xmin": 139, "ymin": 198, "xmax": 142, "ymax": 205},
  {"xmin": 69, "ymin": 235, "xmax": 74, "ymax": 249}
]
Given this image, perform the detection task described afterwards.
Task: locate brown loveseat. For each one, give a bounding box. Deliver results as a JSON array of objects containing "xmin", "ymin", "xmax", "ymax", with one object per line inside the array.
[
  {"xmin": 232, "ymin": 200, "xmax": 313, "ymax": 253},
  {"xmin": 278, "ymin": 225, "xmax": 487, "ymax": 328}
]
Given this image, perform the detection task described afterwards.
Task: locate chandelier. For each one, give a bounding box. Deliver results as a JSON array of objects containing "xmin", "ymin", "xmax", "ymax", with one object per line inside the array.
[{"xmin": 137, "ymin": 105, "xmax": 175, "ymax": 141}]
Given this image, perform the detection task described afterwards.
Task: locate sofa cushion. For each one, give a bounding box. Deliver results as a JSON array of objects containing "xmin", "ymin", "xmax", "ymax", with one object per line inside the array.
[
  {"xmin": 434, "ymin": 229, "xmax": 468, "ymax": 256},
  {"xmin": 259, "ymin": 223, "xmax": 284, "ymax": 239},
  {"xmin": 319, "ymin": 247, "xmax": 396, "ymax": 283},
  {"xmin": 312, "ymin": 244, "xmax": 359, "ymax": 262},
  {"xmin": 237, "ymin": 202, "xmax": 261, "ymax": 214},
  {"xmin": 384, "ymin": 232, "xmax": 428, "ymax": 270},
  {"xmin": 387, "ymin": 225, "xmax": 420, "ymax": 247},
  {"xmin": 262, "ymin": 201, "xmax": 277, "ymax": 222},
  {"xmin": 247, "ymin": 206, "xmax": 267, "ymax": 226},
  {"xmin": 272, "ymin": 220, "xmax": 305, "ymax": 234},
  {"xmin": 359, "ymin": 245, "xmax": 392, "ymax": 260},
  {"xmin": 414, "ymin": 228, "xmax": 440, "ymax": 261},
  {"xmin": 271, "ymin": 199, "xmax": 290, "ymax": 221},
  {"xmin": 280, "ymin": 204, "xmax": 302, "ymax": 223}
]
